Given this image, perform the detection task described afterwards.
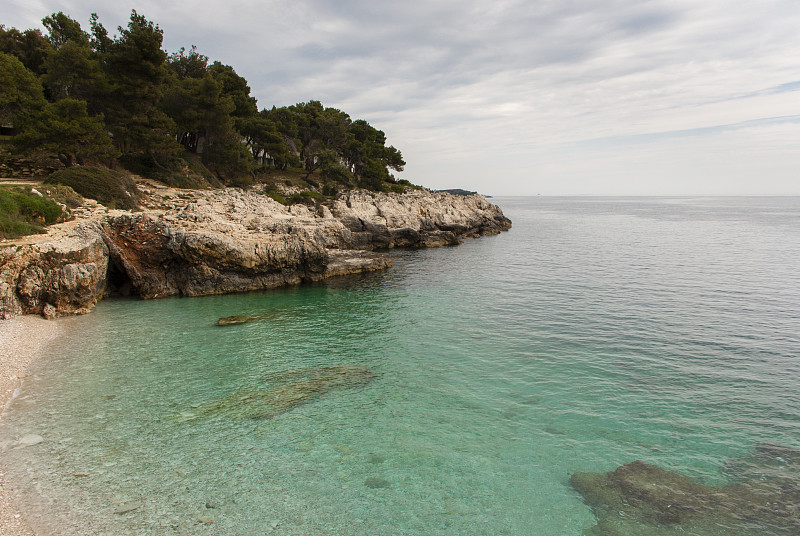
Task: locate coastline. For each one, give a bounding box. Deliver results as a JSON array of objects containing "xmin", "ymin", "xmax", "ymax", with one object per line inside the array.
[{"xmin": 0, "ymin": 316, "xmax": 64, "ymax": 536}]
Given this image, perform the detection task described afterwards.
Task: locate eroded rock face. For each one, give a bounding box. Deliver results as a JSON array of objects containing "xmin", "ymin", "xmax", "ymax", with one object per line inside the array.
[
  {"xmin": 332, "ymin": 190, "xmax": 512, "ymax": 249},
  {"xmin": 0, "ymin": 188, "xmax": 510, "ymax": 318},
  {"xmin": 0, "ymin": 221, "xmax": 109, "ymax": 318}
]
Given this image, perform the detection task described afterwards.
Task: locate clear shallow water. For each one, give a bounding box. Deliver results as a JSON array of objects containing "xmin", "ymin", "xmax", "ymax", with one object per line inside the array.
[{"xmin": 1, "ymin": 196, "xmax": 799, "ymax": 535}]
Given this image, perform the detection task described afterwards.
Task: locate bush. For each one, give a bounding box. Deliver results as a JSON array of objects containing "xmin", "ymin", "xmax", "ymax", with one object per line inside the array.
[
  {"xmin": 268, "ymin": 193, "xmax": 287, "ymax": 205},
  {"xmin": 0, "ymin": 187, "xmax": 64, "ymax": 239},
  {"xmin": 119, "ymin": 152, "xmax": 219, "ymax": 189},
  {"xmin": 45, "ymin": 166, "xmax": 141, "ymax": 210},
  {"xmin": 38, "ymin": 184, "xmax": 83, "ymax": 209},
  {"xmin": 286, "ymin": 190, "xmax": 323, "ymax": 205},
  {"xmin": 322, "ymin": 183, "xmax": 339, "ymax": 197}
]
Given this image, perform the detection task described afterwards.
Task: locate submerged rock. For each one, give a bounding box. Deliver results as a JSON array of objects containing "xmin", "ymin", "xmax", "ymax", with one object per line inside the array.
[
  {"xmin": 113, "ymin": 501, "xmax": 142, "ymax": 514},
  {"xmin": 364, "ymin": 477, "xmax": 392, "ymax": 489},
  {"xmin": 14, "ymin": 434, "xmax": 44, "ymax": 448},
  {"xmin": 215, "ymin": 313, "xmax": 273, "ymax": 326},
  {"xmin": 570, "ymin": 445, "xmax": 800, "ymax": 536},
  {"xmin": 188, "ymin": 364, "xmax": 375, "ymax": 420}
]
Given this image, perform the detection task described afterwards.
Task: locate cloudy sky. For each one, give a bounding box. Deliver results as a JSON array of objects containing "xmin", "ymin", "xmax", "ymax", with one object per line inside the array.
[{"xmin": 3, "ymin": 1, "xmax": 799, "ymax": 195}]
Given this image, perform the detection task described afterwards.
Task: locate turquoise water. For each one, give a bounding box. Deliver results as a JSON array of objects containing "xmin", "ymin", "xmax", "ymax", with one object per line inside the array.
[{"xmin": 2, "ymin": 196, "xmax": 800, "ymax": 535}]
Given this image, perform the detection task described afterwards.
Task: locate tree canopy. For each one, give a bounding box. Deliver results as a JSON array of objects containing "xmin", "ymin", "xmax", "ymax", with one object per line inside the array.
[{"xmin": 1, "ymin": 11, "xmax": 407, "ymax": 192}]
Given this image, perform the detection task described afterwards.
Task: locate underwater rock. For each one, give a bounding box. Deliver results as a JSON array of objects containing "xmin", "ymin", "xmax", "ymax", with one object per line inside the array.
[
  {"xmin": 364, "ymin": 477, "xmax": 392, "ymax": 489},
  {"xmin": 14, "ymin": 434, "xmax": 44, "ymax": 448},
  {"xmin": 722, "ymin": 442, "xmax": 800, "ymax": 484},
  {"xmin": 215, "ymin": 313, "xmax": 273, "ymax": 326},
  {"xmin": 571, "ymin": 447, "xmax": 800, "ymax": 536},
  {"xmin": 113, "ymin": 501, "xmax": 142, "ymax": 514},
  {"xmin": 189, "ymin": 364, "xmax": 375, "ymax": 420}
]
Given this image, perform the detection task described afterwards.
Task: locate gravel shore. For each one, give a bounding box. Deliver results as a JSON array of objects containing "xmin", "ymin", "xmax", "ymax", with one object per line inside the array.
[{"xmin": 1, "ymin": 315, "xmax": 65, "ymax": 536}]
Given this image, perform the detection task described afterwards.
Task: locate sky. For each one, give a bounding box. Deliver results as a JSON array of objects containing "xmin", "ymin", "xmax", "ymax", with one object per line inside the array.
[{"xmin": 2, "ymin": 1, "xmax": 799, "ymax": 195}]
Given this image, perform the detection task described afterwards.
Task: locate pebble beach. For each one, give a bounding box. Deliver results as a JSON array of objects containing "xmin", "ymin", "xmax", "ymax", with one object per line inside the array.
[{"xmin": 1, "ymin": 315, "xmax": 64, "ymax": 536}]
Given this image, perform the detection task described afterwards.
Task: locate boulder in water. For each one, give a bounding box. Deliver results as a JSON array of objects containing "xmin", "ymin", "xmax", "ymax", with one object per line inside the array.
[{"xmin": 570, "ymin": 446, "xmax": 800, "ymax": 536}]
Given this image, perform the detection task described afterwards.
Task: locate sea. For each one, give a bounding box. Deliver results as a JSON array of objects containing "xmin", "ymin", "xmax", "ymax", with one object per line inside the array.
[{"xmin": 1, "ymin": 196, "xmax": 799, "ymax": 535}]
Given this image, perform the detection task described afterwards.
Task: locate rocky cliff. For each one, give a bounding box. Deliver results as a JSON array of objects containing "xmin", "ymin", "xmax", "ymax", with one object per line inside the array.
[{"xmin": 0, "ymin": 187, "xmax": 510, "ymax": 319}]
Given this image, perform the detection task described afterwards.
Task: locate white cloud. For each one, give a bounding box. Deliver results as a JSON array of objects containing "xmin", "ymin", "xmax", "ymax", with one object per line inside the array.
[{"xmin": 2, "ymin": 0, "xmax": 800, "ymax": 194}]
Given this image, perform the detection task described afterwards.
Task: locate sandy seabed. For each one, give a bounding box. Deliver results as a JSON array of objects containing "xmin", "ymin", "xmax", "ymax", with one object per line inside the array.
[{"xmin": 1, "ymin": 315, "xmax": 66, "ymax": 536}]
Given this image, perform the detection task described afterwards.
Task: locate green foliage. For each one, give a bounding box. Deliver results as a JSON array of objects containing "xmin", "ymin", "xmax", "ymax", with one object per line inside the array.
[
  {"xmin": 36, "ymin": 184, "xmax": 84, "ymax": 208},
  {"xmin": 268, "ymin": 193, "xmax": 287, "ymax": 205},
  {"xmin": 167, "ymin": 46, "xmax": 209, "ymax": 79},
  {"xmin": 208, "ymin": 61, "xmax": 258, "ymax": 122},
  {"xmin": 0, "ymin": 52, "xmax": 46, "ymax": 124},
  {"xmin": 44, "ymin": 166, "xmax": 140, "ymax": 209},
  {"xmin": 100, "ymin": 10, "xmax": 178, "ymax": 157},
  {"xmin": 2, "ymin": 11, "xmax": 410, "ymax": 194},
  {"xmin": 203, "ymin": 132, "xmax": 255, "ymax": 181},
  {"xmin": 0, "ymin": 187, "xmax": 64, "ymax": 239},
  {"xmin": 118, "ymin": 152, "xmax": 218, "ymax": 188},
  {"xmin": 0, "ymin": 26, "xmax": 50, "ymax": 74},
  {"xmin": 13, "ymin": 98, "xmax": 117, "ymax": 167},
  {"xmin": 286, "ymin": 190, "xmax": 323, "ymax": 206},
  {"xmin": 42, "ymin": 12, "xmax": 88, "ymax": 49}
]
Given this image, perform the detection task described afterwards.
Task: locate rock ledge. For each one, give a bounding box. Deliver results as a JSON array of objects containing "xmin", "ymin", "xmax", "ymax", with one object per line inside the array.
[{"xmin": 1, "ymin": 187, "xmax": 510, "ymax": 318}]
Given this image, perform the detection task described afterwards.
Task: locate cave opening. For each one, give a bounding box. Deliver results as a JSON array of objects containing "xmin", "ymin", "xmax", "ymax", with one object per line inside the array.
[{"xmin": 106, "ymin": 259, "xmax": 136, "ymax": 297}]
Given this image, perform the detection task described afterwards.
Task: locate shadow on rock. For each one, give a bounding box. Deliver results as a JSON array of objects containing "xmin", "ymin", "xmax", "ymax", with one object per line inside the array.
[
  {"xmin": 570, "ymin": 444, "xmax": 800, "ymax": 536},
  {"xmin": 180, "ymin": 364, "xmax": 375, "ymax": 421}
]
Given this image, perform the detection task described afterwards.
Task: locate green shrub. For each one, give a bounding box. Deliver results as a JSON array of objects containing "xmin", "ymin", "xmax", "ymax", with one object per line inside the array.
[
  {"xmin": 268, "ymin": 193, "xmax": 287, "ymax": 205},
  {"xmin": 45, "ymin": 166, "xmax": 141, "ymax": 210},
  {"xmin": 287, "ymin": 190, "xmax": 323, "ymax": 205},
  {"xmin": 38, "ymin": 184, "xmax": 83, "ymax": 209},
  {"xmin": 322, "ymin": 183, "xmax": 339, "ymax": 197},
  {"xmin": 119, "ymin": 153, "xmax": 219, "ymax": 188},
  {"xmin": 0, "ymin": 188, "xmax": 64, "ymax": 239},
  {"xmin": 227, "ymin": 173, "xmax": 255, "ymax": 189}
]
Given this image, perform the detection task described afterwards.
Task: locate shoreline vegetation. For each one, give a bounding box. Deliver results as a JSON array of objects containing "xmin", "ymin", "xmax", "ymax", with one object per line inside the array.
[{"xmin": 1, "ymin": 9, "xmax": 417, "ymax": 223}]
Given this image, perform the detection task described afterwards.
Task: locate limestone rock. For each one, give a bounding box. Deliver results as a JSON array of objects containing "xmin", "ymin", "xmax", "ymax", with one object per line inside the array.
[
  {"xmin": 0, "ymin": 221, "xmax": 109, "ymax": 317},
  {"xmin": 0, "ymin": 187, "xmax": 510, "ymax": 318},
  {"xmin": 331, "ymin": 190, "xmax": 511, "ymax": 249}
]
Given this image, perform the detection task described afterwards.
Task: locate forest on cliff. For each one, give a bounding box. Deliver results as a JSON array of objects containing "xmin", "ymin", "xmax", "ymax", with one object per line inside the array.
[{"xmin": 0, "ymin": 10, "xmax": 409, "ymax": 193}]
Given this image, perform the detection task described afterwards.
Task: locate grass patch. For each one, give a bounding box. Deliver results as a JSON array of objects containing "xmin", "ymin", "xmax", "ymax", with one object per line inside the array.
[
  {"xmin": 0, "ymin": 187, "xmax": 65, "ymax": 239},
  {"xmin": 44, "ymin": 166, "xmax": 140, "ymax": 210}
]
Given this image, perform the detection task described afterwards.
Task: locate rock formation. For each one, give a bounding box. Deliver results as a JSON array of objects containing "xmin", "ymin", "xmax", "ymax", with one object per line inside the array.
[
  {"xmin": 0, "ymin": 187, "xmax": 510, "ymax": 319},
  {"xmin": 570, "ymin": 444, "xmax": 800, "ymax": 535},
  {"xmin": 179, "ymin": 364, "xmax": 376, "ymax": 420}
]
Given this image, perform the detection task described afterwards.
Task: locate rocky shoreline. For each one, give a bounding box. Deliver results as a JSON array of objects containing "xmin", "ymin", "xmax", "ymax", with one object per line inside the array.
[{"xmin": 0, "ymin": 186, "xmax": 511, "ymax": 319}]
